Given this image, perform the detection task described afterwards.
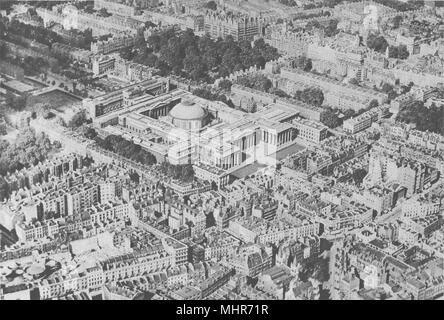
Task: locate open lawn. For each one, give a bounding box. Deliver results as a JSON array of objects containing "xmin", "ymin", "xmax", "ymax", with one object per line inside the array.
[{"xmin": 27, "ymin": 89, "xmax": 82, "ymax": 112}]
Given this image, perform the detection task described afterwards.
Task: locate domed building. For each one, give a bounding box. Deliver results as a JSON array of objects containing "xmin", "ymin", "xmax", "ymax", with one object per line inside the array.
[{"xmin": 169, "ymin": 99, "xmax": 209, "ymax": 131}]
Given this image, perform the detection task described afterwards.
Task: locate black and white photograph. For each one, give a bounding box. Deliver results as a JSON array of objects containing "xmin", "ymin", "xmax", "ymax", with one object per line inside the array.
[{"xmin": 0, "ymin": 0, "xmax": 443, "ymax": 307}]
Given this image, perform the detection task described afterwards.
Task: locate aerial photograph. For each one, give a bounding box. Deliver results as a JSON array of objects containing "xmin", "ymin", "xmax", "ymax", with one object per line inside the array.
[{"xmin": 0, "ymin": 0, "xmax": 443, "ymax": 304}]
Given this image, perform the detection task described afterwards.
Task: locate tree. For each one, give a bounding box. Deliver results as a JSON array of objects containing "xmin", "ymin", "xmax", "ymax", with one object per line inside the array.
[
  {"xmin": 369, "ymin": 99, "xmax": 379, "ymax": 109},
  {"xmin": 388, "ymin": 45, "xmax": 399, "ymax": 59},
  {"xmin": 324, "ymin": 0, "xmax": 342, "ymax": 8},
  {"xmin": 96, "ymin": 34, "xmax": 111, "ymax": 43},
  {"xmin": 0, "ymin": 176, "xmax": 9, "ymax": 201},
  {"xmin": 392, "ymin": 15, "xmax": 403, "ymax": 28},
  {"xmin": 320, "ymin": 108, "xmax": 341, "ymax": 128},
  {"xmin": 313, "ymin": 258, "xmax": 330, "ymax": 283},
  {"xmin": 366, "ymin": 33, "xmax": 389, "ymax": 53},
  {"xmin": 218, "ymin": 79, "xmax": 232, "ymax": 91},
  {"xmin": 205, "ymin": 1, "xmax": 217, "ymax": 10},
  {"xmin": 295, "ymin": 56, "xmax": 312, "ymax": 71},
  {"xmin": 397, "ymin": 45, "xmax": 409, "ymax": 59},
  {"xmin": 159, "ymin": 162, "xmax": 195, "ymax": 182},
  {"xmin": 382, "ymin": 83, "xmax": 393, "ymax": 93},
  {"xmin": 352, "ymin": 168, "xmax": 367, "ymax": 185},
  {"xmin": 305, "ymin": 20, "xmax": 322, "ymax": 31},
  {"xmin": 324, "ymin": 19, "xmax": 339, "ymax": 37},
  {"xmin": 0, "ymin": 128, "xmax": 59, "ymax": 176},
  {"xmin": 67, "ymin": 110, "xmax": 89, "ymax": 128},
  {"xmin": 183, "ymin": 50, "xmax": 207, "ymax": 81},
  {"xmin": 343, "ymin": 109, "xmax": 356, "ymax": 119},
  {"xmin": 0, "ymin": 41, "xmax": 8, "ymax": 59},
  {"xmin": 235, "ymin": 74, "xmax": 272, "ymax": 92},
  {"xmin": 120, "ymin": 47, "xmax": 136, "ymax": 60},
  {"xmin": 349, "ymin": 78, "xmax": 359, "ymax": 86},
  {"xmin": 396, "ymin": 101, "xmax": 444, "ymax": 135},
  {"xmin": 298, "ymin": 256, "xmax": 329, "ymax": 283},
  {"xmin": 388, "ymin": 45, "xmax": 409, "ymax": 59},
  {"xmin": 83, "ymin": 5, "xmax": 95, "ymax": 13},
  {"xmin": 98, "ymin": 8, "xmax": 111, "ymax": 17},
  {"xmin": 55, "ymin": 117, "xmax": 66, "ymax": 127},
  {"xmin": 181, "ymin": 165, "xmax": 194, "ymax": 182},
  {"xmin": 381, "ymin": 82, "xmax": 398, "ymax": 100},
  {"xmin": 83, "ymin": 127, "xmax": 97, "ymax": 140},
  {"xmin": 136, "ymin": 27, "xmax": 280, "ymax": 83},
  {"xmin": 145, "ymin": 21, "xmax": 157, "ymax": 29},
  {"xmin": 4, "ymin": 18, "xmax": 62, "ymax": 46},
  {"xmin": 76, "ymin": 28, "xmax": 94, "ymax": 50},
  {"xmin": 5, "ymin": 93, "xmax": 27, "ymax": 111},
  {"xmin": 129, "ymin": 172, "xmax": 140, "ymax": 184},
  {"xmin": 279, "ymin": 0, "xmax": 297, "ymax": 6},
  {"xmin": 294, "ymin": 87, "xmax": 324, "ymax": 107},
  {"xmin": 269, "ymin": 87, "xmax": 290, "ymax": 98},
  {"xmin": 192, "ymin": 88, "xmax": 235, "ymax": 108},
  {"xmin": 95, "ymin": 135, "xmax": 157, "ymax": 166},
  {"xmin": 33, "ymin": 103, "xmax": 52, "ymax": 119}
]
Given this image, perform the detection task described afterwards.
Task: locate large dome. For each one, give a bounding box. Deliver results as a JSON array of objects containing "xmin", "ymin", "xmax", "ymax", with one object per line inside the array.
[{"xmin": 169, "ymin": 100, "xmax": 207, "ymax": 120}]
